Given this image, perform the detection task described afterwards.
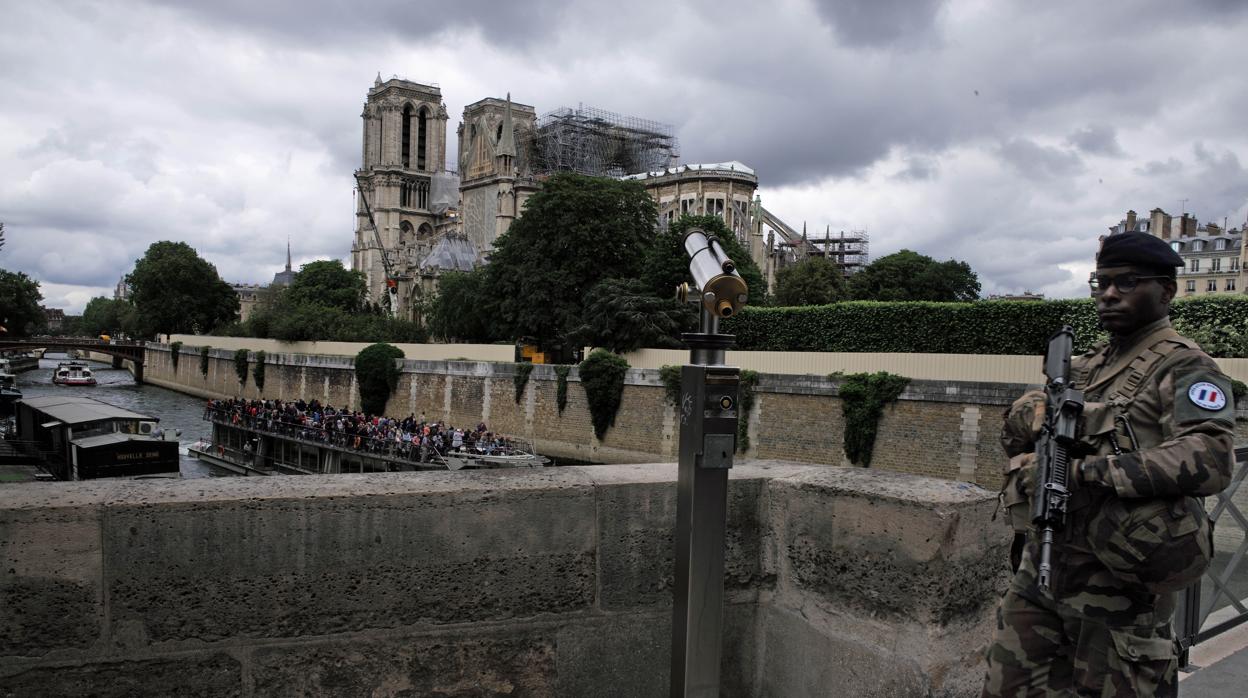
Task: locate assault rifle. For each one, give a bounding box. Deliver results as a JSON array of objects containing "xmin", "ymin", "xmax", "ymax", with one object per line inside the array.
[{"xmin": 1031, "ymin": 326, "xmax": 1084, "ymax": 593}]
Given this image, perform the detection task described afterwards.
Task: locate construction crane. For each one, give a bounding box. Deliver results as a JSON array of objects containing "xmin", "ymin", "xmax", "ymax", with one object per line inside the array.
[{"xmin": 353, "ymin": 173, "xmax": 399, "ymax": 317}]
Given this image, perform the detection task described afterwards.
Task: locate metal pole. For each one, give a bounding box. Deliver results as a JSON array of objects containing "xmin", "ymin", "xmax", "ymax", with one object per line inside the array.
[{"xmin": 671, "ymin": 305, "xmax": 736, "ymax": 697}]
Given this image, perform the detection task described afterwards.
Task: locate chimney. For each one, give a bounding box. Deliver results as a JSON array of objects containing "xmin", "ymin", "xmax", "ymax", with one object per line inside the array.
[
  {"xmin": 1125, "ymin": 210, "xmax": 1137, "ymax": 231},
  {"xmin": 1150, "ymin": 208, "xmax": 1170, "ymax": 239},
  {"xmin": 1181, "ymin": 214, "xmax": 1197, "ymax": 238}
]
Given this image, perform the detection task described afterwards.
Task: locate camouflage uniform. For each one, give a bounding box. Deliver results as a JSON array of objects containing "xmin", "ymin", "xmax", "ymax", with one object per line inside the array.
[{"xmin": 983, "ymin": 317, "xmax": 1235, "ymax": 697}]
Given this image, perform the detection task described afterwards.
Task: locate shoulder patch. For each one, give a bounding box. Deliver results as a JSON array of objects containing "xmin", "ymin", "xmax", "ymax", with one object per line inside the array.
[
  {"xmin": 1174, "ymin": 371, "xmax": 1235, "ymax": 426},
  {"xmin": 1188, "ymin": 382, "xmax": 1227, "ymax": 411}
]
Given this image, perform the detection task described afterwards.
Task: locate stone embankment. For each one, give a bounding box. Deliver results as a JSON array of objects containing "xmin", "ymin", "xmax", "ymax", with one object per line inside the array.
[{"xmin": 0, "ymin": 461, "xmax": 1010, "ymax": 696}]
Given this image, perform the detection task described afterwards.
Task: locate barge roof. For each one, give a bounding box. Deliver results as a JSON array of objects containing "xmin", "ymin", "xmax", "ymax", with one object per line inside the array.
[{"xmin": 18, "ymin": 395, "xmax": 154, "ymax": 425}]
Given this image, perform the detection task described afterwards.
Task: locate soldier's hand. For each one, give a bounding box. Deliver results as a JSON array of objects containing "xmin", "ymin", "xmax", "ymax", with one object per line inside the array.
[
  {"xmin": 1001, "ymin": 390, "xmax": 1046, "ymax": 457},
  {"xmin": 1010, "ymin": 452, "xmax": 1037, "ymax": 498}
]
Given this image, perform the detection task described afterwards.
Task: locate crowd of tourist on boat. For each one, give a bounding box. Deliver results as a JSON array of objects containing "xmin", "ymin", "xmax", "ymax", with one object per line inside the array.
[{"xmin": 204, "ymin": 397, "xmax": 525, "ymax": 463}]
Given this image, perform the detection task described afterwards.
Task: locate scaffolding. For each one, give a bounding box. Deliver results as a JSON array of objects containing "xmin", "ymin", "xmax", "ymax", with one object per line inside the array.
[{"xmin": 526, "ymin": 105, "xmax": 679, "ymax": 177}]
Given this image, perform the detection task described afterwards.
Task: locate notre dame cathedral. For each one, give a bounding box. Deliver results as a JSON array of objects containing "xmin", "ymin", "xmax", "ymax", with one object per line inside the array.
[{"xmin": 350, "ymin": 75, "xmax": 539, "ymax": 320}]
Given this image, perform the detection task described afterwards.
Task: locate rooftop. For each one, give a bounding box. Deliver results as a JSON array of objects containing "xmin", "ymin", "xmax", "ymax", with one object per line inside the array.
[{"xmin": 18, "ymin": 395, "xmax": 154, "ymax": 426}]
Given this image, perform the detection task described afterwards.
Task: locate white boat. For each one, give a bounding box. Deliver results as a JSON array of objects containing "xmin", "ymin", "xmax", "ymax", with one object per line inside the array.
[
  {"xmin": 436, "ymin": 447, "xmax": 550, "ymax": 471},
  {"xmin": 52, "ymin": 361, "xmax": 96, "ymax": 386}
]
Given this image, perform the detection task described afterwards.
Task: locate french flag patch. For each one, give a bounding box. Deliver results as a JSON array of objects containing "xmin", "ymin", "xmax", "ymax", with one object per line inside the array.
[{"xmin": 1189, "ymin": 382, "xmax": 1227, "ymax": 410}]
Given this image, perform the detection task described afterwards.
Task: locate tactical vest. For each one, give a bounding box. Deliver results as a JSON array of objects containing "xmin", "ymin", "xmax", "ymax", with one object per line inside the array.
[{"xmin": 1070, "ymin": 326, "xmax": 1215, "ymax": 594}]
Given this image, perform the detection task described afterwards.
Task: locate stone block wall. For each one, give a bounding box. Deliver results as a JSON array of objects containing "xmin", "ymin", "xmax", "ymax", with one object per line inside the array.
[{"xmin": 0, "ymin": 462, "xmax": 1009, "ymax": 697}]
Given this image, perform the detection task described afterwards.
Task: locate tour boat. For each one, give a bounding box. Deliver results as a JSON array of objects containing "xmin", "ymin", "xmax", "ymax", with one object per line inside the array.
[
  {"xmin": 52, "ymin": 361, "xmax": 97, "ymax": 386},
  {"xmin": 435, "ymin": 446, "xmax": 550, "ymax": 471}
]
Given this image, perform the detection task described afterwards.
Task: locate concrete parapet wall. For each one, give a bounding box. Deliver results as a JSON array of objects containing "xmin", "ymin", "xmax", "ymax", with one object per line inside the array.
[{"xmin": 0, "ymin": 462, "xmax": 1009, "ymax": 697}]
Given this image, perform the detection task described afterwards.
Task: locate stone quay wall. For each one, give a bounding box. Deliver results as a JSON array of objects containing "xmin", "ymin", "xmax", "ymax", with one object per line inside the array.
[
  {"xmin": 0, "ymin": 462, "xmax": 1010, "ymax": 697},
  {"xmin": 142, "ymin": 345, "xmax": 1039, "ymax": 491}
]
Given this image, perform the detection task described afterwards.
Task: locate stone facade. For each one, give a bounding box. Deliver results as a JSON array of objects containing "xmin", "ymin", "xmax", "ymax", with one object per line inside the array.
[
  {"xmin": 458, "ymin": 96, "xmax": 540, "ymax": 254},
  {"xmin": 1110, "ymin": 208, "xmax": 1247, "ymax": 297},
  {"xmin": 0, "ymin": 462, "xmax": 1009, "ymax": 696}
]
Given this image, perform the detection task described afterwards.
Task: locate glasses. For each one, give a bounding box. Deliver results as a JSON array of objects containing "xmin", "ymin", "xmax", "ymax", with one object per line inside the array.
[{"xmin": 1089, "ymin": 273, "xmax": 1170, "ymax": 295}]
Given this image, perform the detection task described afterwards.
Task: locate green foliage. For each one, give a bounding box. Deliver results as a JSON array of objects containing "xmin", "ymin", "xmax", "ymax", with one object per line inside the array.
[
  {"xmin": 723, "ymin": 295, "xmax": 1248, "ymax": 357},
  {"xmin": 126, "ymin": 241, "xmax": 239, "ymax": 336},
  {"xmin": 514, "ymin": 362, "xmax": 534, "ymax": 403},
  {"xmin": 659, "ymin": 364, "xmax": 682, "ymax": 406},
  {"xmin": 80, "ymin": 296, "xmax": 136, "ymax": 337},
  {"xmin": 572, "ymin": 278, "xmax": 694, "ymax": 353},
  {"xmin": 736, "ymin": 370, "xmax": 759, "ymax": 453},
  {"xmin": 170, "ymin": 341, "xmax": 182, "ymax": 370},
  {"xmin": 642, "ymin": 214, "xmax": 767, "ymax": 303},
  {"xmin": 233, "ymin": 349, "xmax": 249, "ymax": 385},
  {"xmin": 199, "ymin": 346, "xmax": 210, "ymax": 378},
  {"xmin": 837, "ymin": 372, "xmax": 910, "ymax": 467},
  {"xmin": 774, "ymin": 256, "xmax": 848, "ymax": 306},
  {"xmin": 484, "ymin": 173, "xmax": 658, "ymax": 357},
  {"xmin": 426, "ymin": 269, "xmax": 495, "ymax": 343},
  {"xmin": 579, "ymin": 349, "xmax": 630, "ymax": 440},
  {"xmin": 848, "ymin": 249, "xmax": 980, "ymax": 302},
  {"xmin": 0, "ymin": 268, "xmax": 45, "ymax": 337},
  {"xmin": 554, "ymin": 365, "xmax": 572, "ymax": 415},
  {"xmin": 253, "ymin": 350, "xmax": 266, "ymax": 393},
  {"xmin": 283, "ymin": 260, "xmax": 367, "ymax": 313},
  {"xmin": 355, "ymin": 343, "xmax": 405, "ymax": 416}
]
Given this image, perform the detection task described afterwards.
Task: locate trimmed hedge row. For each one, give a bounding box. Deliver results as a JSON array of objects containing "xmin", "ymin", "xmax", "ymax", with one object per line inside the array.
[{"xmin": 722, "ymin": 296, "xmax": 1248, "ymax": 356}]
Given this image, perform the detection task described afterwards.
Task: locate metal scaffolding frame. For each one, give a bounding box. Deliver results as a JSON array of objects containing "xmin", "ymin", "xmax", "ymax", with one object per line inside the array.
[{"xmin": 526, "ymin": 105, "xmax": 679, "ymax": 177}]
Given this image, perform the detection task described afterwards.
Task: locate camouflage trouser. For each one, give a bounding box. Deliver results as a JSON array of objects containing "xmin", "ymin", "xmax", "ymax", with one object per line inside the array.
[{"xmin": 982, "ymin": 589, "xmax": 1178, "ymax": 697}]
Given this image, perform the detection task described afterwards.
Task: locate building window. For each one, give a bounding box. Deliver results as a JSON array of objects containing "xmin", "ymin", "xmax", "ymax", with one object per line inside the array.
[
  {"xmin": 1170, "ymin": 241, "xmax": 1182, "ymax": 252},
  {"xmin": 1192, "ymin": 240, "xmax": 1205, "ymax": 252},
  {"xmin": 1190, "ymin": 258, "xmax": 1200, "ymax": 272},
  {"xmin": 1227, "ymin": 279, "xmax": 1237, "ymax": 292},
  {"xmin": 1186, "ymin": 280, "xmax": 1196, "ymax": 292},
  {"xmin": 402, "ymin": 104, "xmax": 413, "ymax": 168},
  {"xmin": 1207, "ymin": 279, "xmax": 1218, "ymax": 292},
  {"xmin": 1215, "ymin": 238, "xmax": 1227, "ymax": 250},
  {"xmin": 1233, "ymin": 258, "xmax": 1241, "ymax": 271},
  {"xmin": 1212, "ymin": 258, "xmax": 1222, "ymax": 272},
  {"xmin": 706, "ymin": 197, "xmax": 725, "ymax": 219},
  {"xmin": 680, "ymin": 197, "xmax": 697, "ymax": 215},
  {"xmin": 417, "ymin": 107, "xmax": 428, "ymax": 171}
]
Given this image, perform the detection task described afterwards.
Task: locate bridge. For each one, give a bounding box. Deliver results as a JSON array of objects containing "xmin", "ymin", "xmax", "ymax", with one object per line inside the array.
[{"xmin": 0, "ymin": 337, "xmax": 147, "ymax": 382}]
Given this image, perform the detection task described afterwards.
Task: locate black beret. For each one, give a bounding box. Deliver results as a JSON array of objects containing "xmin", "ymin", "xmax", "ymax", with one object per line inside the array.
[{"xmin": 1097, "ymin": 232, "xmax": 1184, "ymax": 271}]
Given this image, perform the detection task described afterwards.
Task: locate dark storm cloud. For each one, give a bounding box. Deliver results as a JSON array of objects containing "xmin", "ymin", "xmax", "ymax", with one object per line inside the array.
[
  {"xmin": 811, "ymin": 0, "xmax": 948, "ymax": 47},
  {"xmin": 1067, "ymin": 124, "xmax": 1125, "ymax": 157},
  {"xmin": 144, "ymin": 0, "xmax": 564, "ymax": 49},
  {"xmin": 997, "ymin": 138, "xmax": 1084, "ymax": 180}
]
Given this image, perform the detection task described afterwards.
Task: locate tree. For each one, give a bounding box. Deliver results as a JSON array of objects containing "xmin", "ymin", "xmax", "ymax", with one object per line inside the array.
[
  {"xmin": 773, "ymin": 255, "xmax": 848, "ymax": 306},
  {"xmin": 484, "ymin": 173, "xmax": 658, "ymax": 358},
  {"xmin": 426, "ymin": 269, "xmax": 495, "ymax": 343},
  {"xmin": 0, "ymin": 268, "xmax": 45, "ymax": 336},
  {"xmin": 281, "ymin": 260, "xmax": 367, "ymax": 313},
  {"xmin": 571, "ymin": 278, "xmax": 693, "ymax": 353},
  {"xmin": 355, "ymin": 343, "xmax": 405, "ymax": 416},
  {"xmin": 126, "ymin": 241, "xmax": 239, "ymax": 336},
  {"xmin": 641, "ymin": 214, "xmax": 768, "ymax": 304},
  {"xmin": 80, "ymin": 296, "xmax": 135, "ymax": 336},
  {"xmin": 848, "ymin": 249, "xmax": 980, "ymax": 302}
]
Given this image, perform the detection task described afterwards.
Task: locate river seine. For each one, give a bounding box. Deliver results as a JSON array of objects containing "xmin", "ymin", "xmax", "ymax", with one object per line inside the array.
[{"xmin": 16, "ymin": 354, "xmax": 224, "ymax": 478}]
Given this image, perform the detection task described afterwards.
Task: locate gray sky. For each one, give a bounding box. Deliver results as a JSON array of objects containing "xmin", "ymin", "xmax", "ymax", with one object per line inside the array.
[{"xmin": 3, "ymin": 0, "xmax": 1247, "ymax": 313}]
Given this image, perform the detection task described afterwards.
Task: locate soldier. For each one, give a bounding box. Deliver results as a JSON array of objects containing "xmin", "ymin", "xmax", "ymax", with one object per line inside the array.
[{"xmin": 983, "ymin": 232, "xmax": 1235, "ymax": 697}]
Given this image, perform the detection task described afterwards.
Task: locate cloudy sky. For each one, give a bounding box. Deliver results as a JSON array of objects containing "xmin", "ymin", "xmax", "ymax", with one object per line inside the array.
[{"xmin": 3, "ymin": 0, "xmax": 1247, "ymax": 313}]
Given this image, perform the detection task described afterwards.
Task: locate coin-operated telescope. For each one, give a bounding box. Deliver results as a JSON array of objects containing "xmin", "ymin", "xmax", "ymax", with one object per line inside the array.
[{"xmin": 670, "ymin": 228, "xmax": 747, "ymax": 697}]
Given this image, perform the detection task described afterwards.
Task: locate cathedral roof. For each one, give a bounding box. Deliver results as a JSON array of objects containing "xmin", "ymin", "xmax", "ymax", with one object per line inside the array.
[{"xmin": 420, "ymin": 235, "xmax": 480, "ymax": 272}]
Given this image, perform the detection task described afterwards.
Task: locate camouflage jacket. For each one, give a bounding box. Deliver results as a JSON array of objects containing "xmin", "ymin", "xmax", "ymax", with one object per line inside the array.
[{"xmin": 1005, "ymin": 317, "xmax": 1235, "ymax": 622}]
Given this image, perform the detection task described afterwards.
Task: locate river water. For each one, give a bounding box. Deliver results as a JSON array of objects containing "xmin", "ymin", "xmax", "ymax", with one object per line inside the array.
[{"xmin": 15, "ymin": 354, "xmax": 224, "ymax": 478}]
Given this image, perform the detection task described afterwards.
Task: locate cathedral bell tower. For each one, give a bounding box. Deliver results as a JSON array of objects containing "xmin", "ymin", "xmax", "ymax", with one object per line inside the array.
[{"xmin": 351, "ymin": 75, "xmax": 450, "ymax": 315}]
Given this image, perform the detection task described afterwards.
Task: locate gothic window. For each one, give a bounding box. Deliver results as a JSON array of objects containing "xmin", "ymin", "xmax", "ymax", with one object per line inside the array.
[
  {"xmin": 418, "ymin": 223, "xmax": 433, "ymax": 239},
  {"xmin": 402, "ymin": 104, "xmax": 413, "ymax": 168},
  {"xmin": 400, "ymin": 221, "xmax": 414, "ymax": 245},
  {"xmin": 418, "ymin": 107, "xmax": 429, "ymax": 171},
  {"xmin": 418, "ymin": 181, "xmax": 428, "ymax": 209}
]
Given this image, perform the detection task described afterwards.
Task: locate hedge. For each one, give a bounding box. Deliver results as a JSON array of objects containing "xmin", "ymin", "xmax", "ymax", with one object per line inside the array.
[{"xmin": 721, "ymin": 296, "xmax": 1248, "ymax": 356}]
